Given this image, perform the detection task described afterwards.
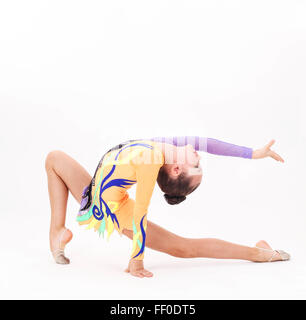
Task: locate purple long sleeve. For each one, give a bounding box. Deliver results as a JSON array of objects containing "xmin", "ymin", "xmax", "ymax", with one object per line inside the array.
[{"xmin": 150, "ymin": 136, "xmax": 253, "ymax": 159}]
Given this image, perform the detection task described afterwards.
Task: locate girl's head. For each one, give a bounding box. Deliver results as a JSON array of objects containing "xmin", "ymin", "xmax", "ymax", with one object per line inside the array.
[{"xmin": 157, "ymin": 144, "xmax": 203, "ymax": 205}]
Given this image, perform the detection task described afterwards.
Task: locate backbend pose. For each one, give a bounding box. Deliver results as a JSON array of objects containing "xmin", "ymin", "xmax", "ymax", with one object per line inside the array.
[{"xmin": 45, "ymin": 136, "xmax": 290, "ymax": 278}]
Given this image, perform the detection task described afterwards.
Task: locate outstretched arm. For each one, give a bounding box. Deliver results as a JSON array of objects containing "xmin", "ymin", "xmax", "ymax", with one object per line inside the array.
[
  {"xmin": 151, "ymin": 136, "xmax": 252, "ymax": 158},
  {"xmin": 151, "ymin": 136, "xmax": 284, "ymax": 162}
]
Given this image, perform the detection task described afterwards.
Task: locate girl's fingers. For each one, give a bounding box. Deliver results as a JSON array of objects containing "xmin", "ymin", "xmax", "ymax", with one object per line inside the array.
[
  {"xmin": 131, "ymin": 271, "xmax": 148, "ymax": 278},
  {"xmin": 265, "ymin": 140, "xmax": 284, "ymax": 163},
  {"xmin": 270, "ymin": 151, "xmax": 284, "ymax": 162},
  {"xmin": 269, "ymin": 152, "xmax": 279, "ymax": 161},
  {"xmin": 278, "ymin": 154, "xmax": 285, "ymax": 163},
  {"xmin": 266, "ymin": 139, "xmax": 276, "ymax": 149},
  {"xmin": 130, "ymin": 270, "xmax": 153, "ymax": 278},
  {"xmin": 135, "ymin": 272, "xmax": 144, "ymax": 278},
  {"xmin": 142, "ymin": 270, "xmax": 153, "ymax": 277}
]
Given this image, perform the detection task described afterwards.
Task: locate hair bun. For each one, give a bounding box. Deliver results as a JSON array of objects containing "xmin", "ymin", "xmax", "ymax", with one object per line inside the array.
[{"xmin": 164, "ymin": 194, "xmax": 186, "ymax": 205}]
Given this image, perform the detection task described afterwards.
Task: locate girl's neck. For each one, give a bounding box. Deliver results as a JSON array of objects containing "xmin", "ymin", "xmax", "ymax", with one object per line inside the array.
[{"xmin": 153, "ymin": 142, "xmax": 178, "ymax": 165}]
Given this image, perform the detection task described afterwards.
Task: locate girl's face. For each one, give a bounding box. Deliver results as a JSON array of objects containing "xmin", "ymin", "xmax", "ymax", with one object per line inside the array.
[
  {"xmin": 172, "ymin": 145, "xmax": 203, "ymax": 187},
  {"xmin": 184, "ymin": 145, "xmax": 203, "ymax": 189},
  {"xmin": 177, "ymin": 144, "xmax": 202, "ymax": 174}
]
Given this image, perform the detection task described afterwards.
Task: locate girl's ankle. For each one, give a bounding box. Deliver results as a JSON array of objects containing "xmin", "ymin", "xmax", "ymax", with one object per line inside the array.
[{"xmin": 50, "ymin": 226, "xmax": 66, "ymax": 235}]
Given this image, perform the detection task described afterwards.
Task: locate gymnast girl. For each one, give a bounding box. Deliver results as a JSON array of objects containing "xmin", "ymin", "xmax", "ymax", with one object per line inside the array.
[{"xmin": 45, "ymin": 136, "xmax": 290, "ymax": 278}]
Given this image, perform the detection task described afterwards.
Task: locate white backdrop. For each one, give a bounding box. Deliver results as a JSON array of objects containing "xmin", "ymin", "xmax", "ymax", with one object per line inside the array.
[{"xmin": 0, "ymin": 1, "xmax": 305, "ymax": 300}]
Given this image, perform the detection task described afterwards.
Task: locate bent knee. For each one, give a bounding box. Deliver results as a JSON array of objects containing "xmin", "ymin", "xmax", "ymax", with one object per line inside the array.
[{"xmin": 45, "ymin": 150, "xmax": 65, "ymax": 171}]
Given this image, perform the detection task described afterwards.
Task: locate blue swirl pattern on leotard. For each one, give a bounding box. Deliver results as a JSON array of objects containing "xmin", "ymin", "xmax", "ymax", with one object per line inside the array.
[
  {"xmin": 92, "ymin": 143, "xmax": 154, "ymax": 229},
  {"xmin": 132, "ymin": 214, "xmax": 147, "ymax": 259}
]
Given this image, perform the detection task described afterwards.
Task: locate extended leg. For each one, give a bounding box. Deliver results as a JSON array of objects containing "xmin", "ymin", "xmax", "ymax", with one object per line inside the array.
[
  {"xmin": 122, "ymin": 221, "xmax": 281, "ymax": 262},
  {"xmin": 45, "ymin": 150, "xmax": 92, "ymax": 263}
]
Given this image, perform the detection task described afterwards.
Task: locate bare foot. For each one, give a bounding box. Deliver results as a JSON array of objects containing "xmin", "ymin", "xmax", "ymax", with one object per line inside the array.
[
  {"xmin": 254, "ymin": 240, "xmax": 282, "ymax": 262},
  {"xmin": 50, "ymin": 228, "xmax": 73, "ymax": 264}
]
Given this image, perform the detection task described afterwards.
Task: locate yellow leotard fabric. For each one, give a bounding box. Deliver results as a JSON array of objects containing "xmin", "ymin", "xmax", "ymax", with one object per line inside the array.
[{"xmin": 77, "ymin": 140, "xmax": 164, "ymax": 261}]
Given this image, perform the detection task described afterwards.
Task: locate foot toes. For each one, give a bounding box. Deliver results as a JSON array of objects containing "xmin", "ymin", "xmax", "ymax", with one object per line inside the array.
[
  {"xmin": 277, "ymin": 250, "xmax": 291, "ymax": 261},
  {"xmin": 55, "ymin": 253, "xmax": 70, "ymax": 264}
]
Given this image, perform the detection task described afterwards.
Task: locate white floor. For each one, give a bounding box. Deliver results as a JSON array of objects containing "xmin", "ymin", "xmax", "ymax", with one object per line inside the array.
[{"xmin": 1, "ymin": 212, "xmax": 306, "ymax": 300}]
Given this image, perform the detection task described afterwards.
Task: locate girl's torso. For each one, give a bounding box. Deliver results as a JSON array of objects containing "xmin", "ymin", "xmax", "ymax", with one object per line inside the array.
[{"xmin": 79, "ymin": 139, "xmax": 164, "ymax": 214}]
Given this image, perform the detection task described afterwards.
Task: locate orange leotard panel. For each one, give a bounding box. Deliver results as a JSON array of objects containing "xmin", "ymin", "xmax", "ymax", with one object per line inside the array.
[{"xmin": 77, "ymin": 140, "xmax": 164, "ymax": 261}]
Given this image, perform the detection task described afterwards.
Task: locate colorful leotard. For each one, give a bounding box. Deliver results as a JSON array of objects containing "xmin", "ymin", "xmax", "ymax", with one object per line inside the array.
[{"xmin": 77, "ymin": 137, "xmax": 253, "ymax": 261}]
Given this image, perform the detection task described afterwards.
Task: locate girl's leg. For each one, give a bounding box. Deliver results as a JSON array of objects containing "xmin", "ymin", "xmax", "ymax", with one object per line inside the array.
[
  {"xmin": 122, "ymin": 221, "xmax": 282, "ymax": 262},
  {"xmin": 45, "ymin": 150, "xmax": 92, "ymax": 262}
]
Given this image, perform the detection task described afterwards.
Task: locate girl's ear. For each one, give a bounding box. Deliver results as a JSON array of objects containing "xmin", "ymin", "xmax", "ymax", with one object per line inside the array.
[{"xmin": 171, "ymin": 164, "xmax": 182, "ymax": 177}]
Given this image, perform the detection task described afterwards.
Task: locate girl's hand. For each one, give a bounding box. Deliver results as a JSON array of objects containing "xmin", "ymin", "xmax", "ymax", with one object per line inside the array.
[
  {"xmin": 252, "ymin": 140, "xmax": 284, "ymax": 163},
  {"xmin": 124, "ymin": 259, "xmax": 153, "ymax": 278}
]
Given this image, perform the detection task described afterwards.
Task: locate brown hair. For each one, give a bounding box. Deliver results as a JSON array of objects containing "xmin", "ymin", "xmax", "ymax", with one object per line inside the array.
[{"xmin": 157, "ymin": 165, "xmax": 200, "ymax": 205}]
